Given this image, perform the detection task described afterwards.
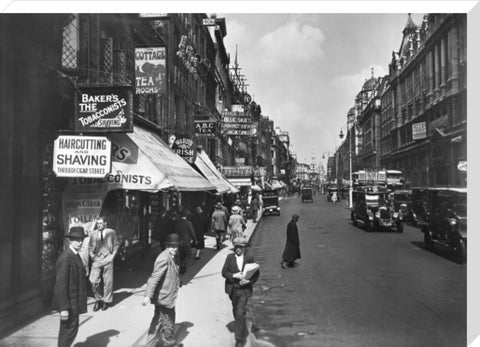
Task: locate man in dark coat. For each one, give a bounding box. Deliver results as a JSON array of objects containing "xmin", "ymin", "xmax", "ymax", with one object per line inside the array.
[
  {"xmin": 222, "ymin": 236, "xmax": 260, "ymax": 347},
  {"xmin": 174, "ymin": 209, "xmax": 197, "ymax": 275},
  {"xmin": 51, "ymin": 226, "xmax": 88, "ymax": 347},
  {"xmin": 281, "ymin": 214, "xmax": 301, "ymax": 268}
]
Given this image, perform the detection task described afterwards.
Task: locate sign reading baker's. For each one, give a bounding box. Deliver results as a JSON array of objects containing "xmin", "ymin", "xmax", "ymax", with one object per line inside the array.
[
  {"xmin": 53, "ymin": 135, "xmax": 112, "ymax": 178},
  {"xmin": 75, "ymin": 87, "xmax": 133, "ymax": 132}
]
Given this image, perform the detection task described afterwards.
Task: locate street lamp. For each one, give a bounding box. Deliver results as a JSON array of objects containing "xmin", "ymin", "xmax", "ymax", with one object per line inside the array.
[{"xmin": 339, "ymin": 124, "xmax": 353, "ymax": 209}]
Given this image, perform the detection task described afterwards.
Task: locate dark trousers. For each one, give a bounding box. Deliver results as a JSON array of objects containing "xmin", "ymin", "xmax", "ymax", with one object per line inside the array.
[
  {"xmin": 146, "ymin": 304, "xmax": 176, "ymax": 347},
  {"xmin": 58, "ymin": 314, "xmax": 79, "ymax": 347},
  {"xmin": 229, "ymin": 288, "xmax": 249, "ymax": 342}
]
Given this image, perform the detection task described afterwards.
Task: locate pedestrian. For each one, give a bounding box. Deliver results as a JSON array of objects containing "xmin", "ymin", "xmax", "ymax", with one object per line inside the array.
[
  {"xmin": 51, "ymin": 226, "xmax": 88, "ymax": 347},
  {"xmin": 221, "ymin": 236, "xmax": 260, "ymax": 347},
  {"xmin": 142, "ymin": 233, "xmax": 182, "ymax": 347},
  {"xmin": 233, "ymin": 198, "xmax": 244, "ymax": 219},
  {"xmin": 174, "ymin": 209, "xmax": 197, "ymax": 275},
  {"xmin": 281, "ymin": 214, "xmax": 301, "ymax": 268},
  {"xmin": 89, "ymin": 215, "xmax": 120, "ymax": 311},
  {"xmin": 229, "ymin": 206, "xmax": 246, "ymax": 241},
  {"xmin": 211, "ymin": 202, "xmax": 228, "ymax": 250},
  {"xmin": 191, "ymin": 206, "xmax": 207, "ymax": 260},
  {"xmin": 250, "ymin": 195, "xmax": 260, "ymax": 223}
]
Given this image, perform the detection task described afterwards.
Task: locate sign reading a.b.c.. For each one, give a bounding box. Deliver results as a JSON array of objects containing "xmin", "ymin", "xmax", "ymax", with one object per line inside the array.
[{"xmin": 75, "ymin": 87, "xmax": 133, "ymax": 133}]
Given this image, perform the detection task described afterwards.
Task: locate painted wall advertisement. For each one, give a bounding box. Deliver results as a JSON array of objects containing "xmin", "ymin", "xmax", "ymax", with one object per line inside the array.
[
  {"xmin": 53, "ymin": 135, "xmax": 112, "ymax": 178},
  {"xmin": 135, "ymin": 47, "xmax": 166, "ymax": 95},
  {"xmin": 75, "ymin": 87, "xmax": 133, "ymax": 132}
]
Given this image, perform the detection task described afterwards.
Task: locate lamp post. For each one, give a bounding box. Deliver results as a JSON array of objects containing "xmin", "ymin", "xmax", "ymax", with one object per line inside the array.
[{"xmin": 339, "ymin": 122, "xmax": 353, "ymax": 209}]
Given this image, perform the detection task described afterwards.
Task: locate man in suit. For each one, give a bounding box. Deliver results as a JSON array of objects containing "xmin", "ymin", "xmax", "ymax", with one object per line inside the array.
[
  {"xmin": 89, "ymin": 215, "xmax": 120, "ymax": 311},
  {"xmin": 222, "ymin": 236, "xmax": 260, "ymax": 347},
  {"xmin": 281, "ymin": 214, "xmax": 301, "ymax": 268},
  {"xmin": 51, "ymin": 226, "xmax": 88, "ymax": 347},
  {"xmin": 143, "ymin": 233, "xmax": 182, "ymax": 347}
]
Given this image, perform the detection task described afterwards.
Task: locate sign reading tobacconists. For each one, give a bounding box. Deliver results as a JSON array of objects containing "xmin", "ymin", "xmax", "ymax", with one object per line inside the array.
[
  {"xmin": 75, "ymin": 87, "xmax": 133, "ymax": 132},
  {"xmin": 53, "ymin": 135, "xmax": 112, "ymax": 178}
]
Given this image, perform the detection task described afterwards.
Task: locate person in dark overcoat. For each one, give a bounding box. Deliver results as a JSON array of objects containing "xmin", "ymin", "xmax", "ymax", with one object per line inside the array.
[
  {"xmin": 281, "ymin": 214, "xmax": 301, "ymax": 268},
  {"xmin": 174, "ymin": 209, "xmax": 197, "ymax": 275},
  {"xmin": 191, "ymin": 206, "xmax": 207, "ymax": 259},
  {"xmin": 51, "ymin": 226, "xmax": 88, "ymax": 347},
  {"xmin": 222, "ymin": 237, "xmax": 260, "ymax": 347}
]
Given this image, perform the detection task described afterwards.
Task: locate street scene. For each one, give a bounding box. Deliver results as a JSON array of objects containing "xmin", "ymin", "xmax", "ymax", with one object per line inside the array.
[{"xmin": 0, "ymin": 3, "xmax": 473, "ymax": 347}]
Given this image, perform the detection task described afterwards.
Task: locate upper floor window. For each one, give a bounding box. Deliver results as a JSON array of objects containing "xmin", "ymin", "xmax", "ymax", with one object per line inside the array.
[{"xmin": 61, "ymin": 14, "xmax": 79, "ymax": 69}]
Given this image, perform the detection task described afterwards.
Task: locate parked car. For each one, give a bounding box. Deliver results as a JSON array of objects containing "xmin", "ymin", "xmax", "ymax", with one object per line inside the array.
[
  {"xmin": 262, "ymin": 189, "xmax": 281, "ymax": 216},
  {"xmin": 301, "ymin": 186, "xmax": 313, "ymax": 203},
  {"xmin": 414, "ymin": 187, "xmax": 467, "ymax": 264},
  {"xmin": 351, "ymin": 186, "xmax": 404, "ymax": 232}
]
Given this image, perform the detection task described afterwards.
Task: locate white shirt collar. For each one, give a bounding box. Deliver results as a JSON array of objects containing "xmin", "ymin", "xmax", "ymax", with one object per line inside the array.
[{"xmin": 69, "ymin": 245, "xmax": 79, "ymax": 255}]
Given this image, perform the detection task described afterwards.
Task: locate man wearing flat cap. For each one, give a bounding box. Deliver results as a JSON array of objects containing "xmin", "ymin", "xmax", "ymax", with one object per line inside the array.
[
  {"xmin": 143, "ymin": 233, "xmax": 182, "ymax": 347},
  {"xmin": 51, "ymin": 226, "xmax": 88, "ymax": 347},
  {"xmin": 222, "ymin": 236, "xmax": 260, "ymax": 347}
]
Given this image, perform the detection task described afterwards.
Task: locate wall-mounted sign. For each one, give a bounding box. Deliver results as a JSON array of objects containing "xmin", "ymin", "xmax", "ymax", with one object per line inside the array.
[
  {"xmin": 53, "ymin": 135, "xmax": 111, "ymax": 178},
  {"xmin": 412, "ymin": 121, "xmax": 427, "ymax": 140},
  {"xmin": 195, "ymin": 120, "xmax": 218, "ymax": 137},
  {"xmin": 135, "ymin": 47, "xmax": 166, "ymax": 95},
  {"xmin": 139, "ymin": 13, "xmax": 169, "ymax": 18},
  {"xmin": 172, "ymin": 137, "xmax": 196, "ymax": 163},
  {"xmin": 231, "ymin": 104, "xmax": 245, "ymax": 113},
  {"xmin": 202, "ymin": 18, "xmax": 216, "ymax": 26},
  {"xmin": 75, "ymin": 87, "xmax": 133, "ymax": 132}
]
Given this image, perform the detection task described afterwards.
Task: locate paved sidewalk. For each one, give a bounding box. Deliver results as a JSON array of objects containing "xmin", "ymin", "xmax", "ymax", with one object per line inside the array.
[{"xmin": 0, "ymin": 211, "xmax": 262, "ymax": 347}]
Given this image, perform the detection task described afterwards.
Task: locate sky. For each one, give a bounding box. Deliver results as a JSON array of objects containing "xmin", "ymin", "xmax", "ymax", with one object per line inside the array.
[{"xmin": 219, "ymin": 12, "xmax": 424, "ymax": 168}]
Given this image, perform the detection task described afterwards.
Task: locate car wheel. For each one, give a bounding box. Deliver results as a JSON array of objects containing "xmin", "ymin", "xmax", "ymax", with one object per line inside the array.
[
  {"xmin": 423, "ymin": 227, "xmax": 434, "ymax": 251},
  {"xmin": 396, "ymin": 221, "xmax": 404, "ymax": 233},
  {"xmin": 453, "ymin": 238, "xmax": 466, "ymax": 264}
]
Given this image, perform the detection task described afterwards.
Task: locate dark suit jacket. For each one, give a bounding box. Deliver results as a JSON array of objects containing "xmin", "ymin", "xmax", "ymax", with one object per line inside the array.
[
  {"xmin": 51, "ymin": 247, "xmax": 88, "ymax": 315},
  {"xmin": 222, "ymin": 250, "xmax": 260, "ymax": 297}
]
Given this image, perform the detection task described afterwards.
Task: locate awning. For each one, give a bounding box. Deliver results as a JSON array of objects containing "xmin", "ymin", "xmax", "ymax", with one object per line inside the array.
[
  {"xmin": 194, "ymin": 150, "xmax": 231, "ymax": 194},
  {"xmin": 106, "ymin": 126, "xmax": 216, "ymax": 192},
  {"xmin": 223, "ymin": 175, "xmax": 240, "ymax": 194},
  {"xmin": 228, "ymin": 177, "xmax": 252, "ymax": 188}
]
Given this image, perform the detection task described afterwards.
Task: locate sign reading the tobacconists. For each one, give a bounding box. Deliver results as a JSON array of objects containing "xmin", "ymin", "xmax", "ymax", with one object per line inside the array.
[
  {"xmin": 53, "ymin": 135, "xmax": 112, "ymax": 178},
  {"xmin": 75, "ymin": 87, "xmax": 133, "ymax": 132}
]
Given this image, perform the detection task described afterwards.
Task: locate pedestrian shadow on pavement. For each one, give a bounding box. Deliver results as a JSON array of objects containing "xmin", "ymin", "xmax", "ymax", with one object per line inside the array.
[
  {"xmin": 73, "ymin": 329, "xmax": 119, "ymax": 347},
  {"xmin": 173, "ymin": 321, "xmax": 193, "ymax": 345}
]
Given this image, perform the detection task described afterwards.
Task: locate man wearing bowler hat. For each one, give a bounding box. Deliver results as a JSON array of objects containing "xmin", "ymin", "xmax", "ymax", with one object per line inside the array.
[
  {"xmin": 51, "ymin": 226, "xmax": 88, "ymax": 347},
  {"xmin": 143, "ymin": 233, "xmax": 182, "ymax": 347},
  {"xmin": 222, "ymin": 236, "xmax": 260, "ymax": 347}
]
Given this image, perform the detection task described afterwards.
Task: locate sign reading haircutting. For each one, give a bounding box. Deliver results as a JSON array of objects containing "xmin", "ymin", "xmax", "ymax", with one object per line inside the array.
[
  {"xmin": 75, "ymin": 87, "xmax": 133, "ymax": 132},
  {"xmin": 135, "ymin": 47, "xmax": 166, "ymax": 95},
  {"xmin": 53, "ymin": 135, "xmax": 112, "ymax": 178}
]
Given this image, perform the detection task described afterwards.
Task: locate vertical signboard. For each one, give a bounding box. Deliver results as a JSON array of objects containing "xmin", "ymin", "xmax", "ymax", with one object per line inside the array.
[
  {"xmin": 412, "ymin": 121, "xmax": 427, "ymax": 140},
  {"xmin": 135, "ymin": 47, "xmax": 167, "ymax": 95}
]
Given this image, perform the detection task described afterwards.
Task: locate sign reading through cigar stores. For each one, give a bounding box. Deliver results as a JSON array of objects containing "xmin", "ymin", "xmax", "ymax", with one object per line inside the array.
[
  {"xmin": 75, "ymin": 87, "xmax": 133, "ymax": 132},
  {"xmin": 53, "ymin": 135, "xmax": 112, "ymax": 178}
]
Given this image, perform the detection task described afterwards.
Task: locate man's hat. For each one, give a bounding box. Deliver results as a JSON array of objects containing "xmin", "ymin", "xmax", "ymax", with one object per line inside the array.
[
  {"xmin": 67, "ymin": 226, "xmax": 86, "ymax": 239},
  {"xmin": 215, "ymin": 202, "xmax": 222, "ymax": 209},
  {"xmin": 165, "ymin": 233, "xmax": 182, "ymax": 246},
  {"xmin": 232, "ymin": 236, "xmax": 248, "ymax": 247},
  {"xmin": 231, "ymin": 206, "xmax": 240, "ymax": 214}
]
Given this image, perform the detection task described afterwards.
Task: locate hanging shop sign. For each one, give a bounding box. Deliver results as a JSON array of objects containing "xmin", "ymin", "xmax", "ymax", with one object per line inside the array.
[
  {"xmin": 172, "ymin": 137, "xmax": 196, "ymax": 164},
  {"xmin": 75, "ymin": 87, "xmax": 133, "ymax": 132},
  {"xmin": 412, "ymin": 121, "xmax": 427, "ymax": 140},
  {"xmin": 195, "ymin": 120, "xmax": 218, "ymax": 137},
  {"xmin": 222, "ymin": 109, "xmax": 253, "ymax": 136},
  {"xmin": 135, "ymin": 47, "xmax": 167, "ymax": 95},
  {"xmin": 53, "ymin": 135, "xmax": 112, "ymax": 178},
  {"xmin": 232, "ymin": 104, "xmax": 245, "ymax": 112}
]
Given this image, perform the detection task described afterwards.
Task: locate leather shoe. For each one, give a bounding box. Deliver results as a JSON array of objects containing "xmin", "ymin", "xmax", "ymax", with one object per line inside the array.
[
  {"xmin": 93, "ymin": 301, "xmax": 102, "ymax": 312},
  {"xmin": 102, "ymin": 302, "xmax": 109, "ymax": 311}
]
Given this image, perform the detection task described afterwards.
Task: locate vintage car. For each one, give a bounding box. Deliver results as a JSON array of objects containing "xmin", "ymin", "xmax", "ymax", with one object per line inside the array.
[
  {"xmin": 326, "ymin": 186, "xmax": 338, "ymax": 202},
  {"xmin": 262, "ymin": 189, "xmax": 281, "ymax": 216},
  {"xmin": 414, "ymin": 187, "xmax": 467, "ymax": 264},
  {"xmin": 301, "ymin": 186, "xmax": 313, "ymax": 203},
  {"xmin": 351, "ymin": 186, "xmax": 404, "ymax": 232},
  {"xmin": 390, "ymin": 189, "xmax": 415, "ymax": 225}
]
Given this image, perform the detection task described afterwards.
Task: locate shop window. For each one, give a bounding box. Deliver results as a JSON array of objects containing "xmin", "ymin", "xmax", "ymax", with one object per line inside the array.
[{"xmin": 61, "ymin": 14, "xmax": 79, "ymax": 69}]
